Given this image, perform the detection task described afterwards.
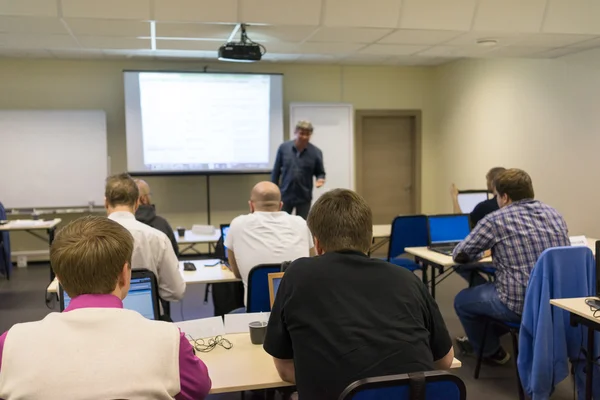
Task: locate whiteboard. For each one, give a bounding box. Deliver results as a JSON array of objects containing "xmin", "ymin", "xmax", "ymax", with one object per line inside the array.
[
  {"xmin": 289, "ymin": 103, "xmax": 354, "ymax": 204},
  {"xmin": 0, "ymin": 110, "xmax": 108, "ymax": 209}
]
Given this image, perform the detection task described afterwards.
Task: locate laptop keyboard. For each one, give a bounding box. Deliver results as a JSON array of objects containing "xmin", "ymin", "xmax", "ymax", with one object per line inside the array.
[{"xmin": 429, "ymin": 246, "xmax": 456, "ymax": 256}]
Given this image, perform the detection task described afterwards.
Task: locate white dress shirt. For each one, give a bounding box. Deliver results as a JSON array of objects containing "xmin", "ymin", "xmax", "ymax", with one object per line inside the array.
[
  {"xmin": 225, "ymin": 211, "xmax": 313, "ymax": 305},
  {"xmin": 109, "ymin": 211, "xmax": 185, "ymax": 302}
]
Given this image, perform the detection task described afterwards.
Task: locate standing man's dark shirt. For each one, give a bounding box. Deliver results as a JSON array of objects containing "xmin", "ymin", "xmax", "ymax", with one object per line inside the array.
[
  {"xmin": 470, "ymin": 196, "xmax": 499, "ymax": 227},
  {"xmin": 135, "ymin": 204, "xmax": 179, "ymax": 257},
  {"xmin": 271, "ymin": 140, "xmax": 325, "ymax": 207},
  {"xmin": 263, "ymin": 251, "xmax": 452, "ymax": 400}
]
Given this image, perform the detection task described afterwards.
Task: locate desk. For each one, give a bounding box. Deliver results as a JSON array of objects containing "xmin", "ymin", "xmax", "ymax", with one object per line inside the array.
[
  {"xmin": 551, "ymin": 298, "xmax": 599, "ymax": 400},
  {"xmin": 370, "ymin": 224, "xmax": 391, "ymax": 254},
  {"xmin": 200, "ymin": 332, "xmax": 462, "ymax": 394},
  {"xmin": 404, "ymin": 246, "xmax": 491, "ymax": 299},
  {"xmin": 0, "ymin": 219, "xmax": 61, "ymax": 281},
  {"xmin": 46, "ymin": 259, "xmax": 240, "ymax": 293},
  {"xmin": 177, "ymin": 230, "xmax": 221, "ymax": 255}
]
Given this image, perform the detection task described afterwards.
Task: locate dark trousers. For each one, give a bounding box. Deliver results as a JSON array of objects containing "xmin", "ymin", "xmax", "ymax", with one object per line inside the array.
[{"xmin": 282, "ymin": 201, "xmax": 311, "ymax": 219}]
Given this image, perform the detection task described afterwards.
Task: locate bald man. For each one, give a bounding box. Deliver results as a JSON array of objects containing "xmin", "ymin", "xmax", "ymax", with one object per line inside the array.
[
  {"xmin": 225, "ymin": 181, "xmax": 315, "ymax": 306},
  {"xmin": 134, "ymin": 179, "xmax": 179, "ymax": 257}
]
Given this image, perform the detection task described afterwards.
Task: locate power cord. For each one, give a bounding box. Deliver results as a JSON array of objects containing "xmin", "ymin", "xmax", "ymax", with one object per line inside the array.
[{"xmin": 187, "ymin": 335, "xmax": 233, "ymax": 353}]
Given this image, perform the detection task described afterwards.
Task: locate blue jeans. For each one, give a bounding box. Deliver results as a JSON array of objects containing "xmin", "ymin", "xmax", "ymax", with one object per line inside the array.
[
  {"xmin": 454, "ymin": 283, "xmax": 521, "ymax": 357},
  {"xmin": 455, "ymin": 263, "xmax": 492, "ymax": 287}
]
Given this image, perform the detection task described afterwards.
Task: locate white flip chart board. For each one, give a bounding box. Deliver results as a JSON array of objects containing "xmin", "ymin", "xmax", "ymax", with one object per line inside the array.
[
  {"xmin": 289, "ymin": 103, "xmax": 354, "ymax": 204},
  {"xmin": 0, "ymin": 110, "xmax": 108, "ymax": 209}
]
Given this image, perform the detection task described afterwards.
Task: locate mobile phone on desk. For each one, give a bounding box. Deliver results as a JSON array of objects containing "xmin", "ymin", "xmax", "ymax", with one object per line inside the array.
[{"xmin": 585, "ymin": 298, "xmax": 600, "ymax": 310}]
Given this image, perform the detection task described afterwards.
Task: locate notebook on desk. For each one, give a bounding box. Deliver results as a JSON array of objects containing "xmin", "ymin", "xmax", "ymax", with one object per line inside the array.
[
  {"xmin": 59, "ymin": 269, "xmax": 160, "ymax": 320},
  {"xmin": 427, "ymin": 214, "xmax": 471, "ymax": 256}
]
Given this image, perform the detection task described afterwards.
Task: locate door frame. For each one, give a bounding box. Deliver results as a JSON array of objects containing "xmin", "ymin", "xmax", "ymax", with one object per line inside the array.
[{"xmin": 355, "ymin": 110, "xmax": 422, "ymax": 214}]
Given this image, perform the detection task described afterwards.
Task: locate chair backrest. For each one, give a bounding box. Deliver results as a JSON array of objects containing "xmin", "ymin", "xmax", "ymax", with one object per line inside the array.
[
  {"xmin": 339, "ymin": 371, "xmax": 467, "ymax": 400},
  {"xmin": 387, "ymin": 215, "xmax": 429, "ymax": 261},
  {"xmin": 247, "ymin": 264, "xmax": 282, "ymax": 313},
  {"xmin": 268, "ymin": 272, "xmax": 285, "ymax": 309}
]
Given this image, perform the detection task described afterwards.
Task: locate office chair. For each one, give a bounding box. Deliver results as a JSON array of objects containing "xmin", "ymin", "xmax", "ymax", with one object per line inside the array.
[
  {"xmin": 246, "ymin": 264, "xmax": 282, "ymax": 313},
  {"xmin": 387, "ymin": 215, "xmax": 428, "ymax": 272},
  {"xmin": 339, "ymin": 370, "xmax": 467, "ymax": 400}
]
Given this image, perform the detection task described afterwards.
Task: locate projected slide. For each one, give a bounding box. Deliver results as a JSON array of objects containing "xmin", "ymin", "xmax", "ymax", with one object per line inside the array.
[{"xmin": 124, "ymin": 71, "xmax": 284, "ymax": 174}]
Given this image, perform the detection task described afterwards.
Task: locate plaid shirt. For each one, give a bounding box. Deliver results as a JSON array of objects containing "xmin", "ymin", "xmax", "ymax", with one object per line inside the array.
[{"xmin": 453, "ymin": 199, "xmax": 569, "ymax": 315}]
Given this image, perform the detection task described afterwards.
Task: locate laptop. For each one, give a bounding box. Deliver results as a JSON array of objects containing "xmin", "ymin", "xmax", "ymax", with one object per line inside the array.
[
  {"xmin": 427, "ymin": 214, "xmax": 471, "ymax": 256},
  {"xmin": 268, "ymin": 272, "xmax": 285, "ymax": 309},
  {"xmin": 220, "ymin": 224, "xmax": 231, "ymax": 260},
  {"xmin": 457, "ymin": 190, "xmax": 490, "ymax": 214},
  {"xmin": 59, "ymin": 269, "xmax": 160, "ymax": 320}
]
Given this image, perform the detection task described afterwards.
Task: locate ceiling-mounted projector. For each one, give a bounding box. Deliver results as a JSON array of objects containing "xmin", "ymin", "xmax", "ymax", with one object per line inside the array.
[{"xmin": 218, "ymin": 23, "xmax": 265, "ymax": 63}]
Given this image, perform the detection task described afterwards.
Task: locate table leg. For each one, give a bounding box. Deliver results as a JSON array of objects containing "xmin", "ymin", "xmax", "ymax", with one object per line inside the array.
[
  {"xmin": 586, "ymin": 325, "xmax": 594, "ymax": 400},
  {"xmin": 431, "ymin": 265, "xmax": 437, "ymax": 299}
]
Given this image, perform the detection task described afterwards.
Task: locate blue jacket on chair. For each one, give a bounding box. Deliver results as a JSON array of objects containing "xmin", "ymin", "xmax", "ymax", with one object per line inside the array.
[
  {"xmin": 0, "ymin": 202, "xmax": 10, "ymax": 278},
  {"xmin": 518, "ymin": 246, "xmax": 600, "ymax": 400}
]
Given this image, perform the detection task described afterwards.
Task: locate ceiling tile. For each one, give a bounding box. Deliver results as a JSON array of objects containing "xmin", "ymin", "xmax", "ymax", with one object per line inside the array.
[
  {"xmin": 570, "ymin": 37, "xmax": 600, "ymax": 48},
  {"xmin": 156, "ymin": 22, "xmax": 233, "ymax": 39},
  {"xmin": 483, "ymin": 45, "xmax": 549, "ymax": 58},
  {"xmin": 154, "ymin": 0, "xmax": 237, "ymax": 23},
  {"xmin": 386, "ymin": 55, "xmax": 455, "ymax": 66},
  {"xmin": 50, "ymin": 49, "xmax": 105, "ymax": 59},
  {"xmin": 543, "ymin": 0, "xmax": 600, "ymax": 35},
  {"xmin": 78, "ymin": 36, "xmax": 150, "ymax": 50},
  {"xmin": 309, "ymin": 27, "xmax": 392, "ymax": 43},
  {"xmin": 516, "ymin": 33, "xmax": 597, "ymax": 47},
  {"xmin": 532, "ymin": 47, "xmax": 587, "ymax": 58},
  {"xmin": 61, "ymin": 0, "xmax": 150, "ymax": 20},
  {"xmin": 324, "ymin": 0, "xmax": 401, "ymax": 28},
  {"xmin": 247, "ymin": 26, "xmax": 317, "ymax": 42},
  {"xmin": 297, "ymin": 54, "xmax": 338, "ymax": 63},
  {"xmin": 378, "ymin": 29, "xmax": 463, "ymax": 45},
  {"xmin": 152, "ymin": 49, "xmax": 216, "ymax": 59},
  {"xmin": 65, "ymin": 19, "xmax": 150, "ymax": 37},
  {"xmin": 446, "ymin": 31, "xmax": 523, "ymax": 46},
  {"xmin": 261, "ymin": 53, "xmax": 300, "ymax": 62},
  {"xmin": 0, "ymin": 48, "xmax": 52, "ymax": 57},
  {"xmin": 156, "ymin": 39, "xmax": 219, "ymax": 51},
  {"xmin": 400, "ymin": 0, "xmax": 477, "ymax": 30},
  {"xmin": 339, "ymin": 54, "xmax": 392, "ymax": 65},
  {"xmin": 0, "ymin": 0, "xmax": 57, "ymax": 17},
  {"xmin": 297, "ymin": 42, "xmax": 364, "ymax": 55},
  {"xmin": 2, "ymin": 33, "xmax": 78, "ymax": 49},
  {"xmin": 417, "ymin": 45, "xmax": 491, "ymax": 57},
  {"xmin": 0, "ymin": 16, "xmax": 67, "ymax": 34},
  {"xmin": 473, "ymin": 0, "xmax": 547, "ymax": 33},
  {"xmin": 359, "ymin": 43, "xmax": 427, "ymax": 56},
  {"xmin": 241, "ymin": 0, "xmax": 321, "ymax": 26}
]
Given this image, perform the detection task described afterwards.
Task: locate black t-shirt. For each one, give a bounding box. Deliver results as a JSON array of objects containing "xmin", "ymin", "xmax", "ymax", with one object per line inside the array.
[
  {"xmin": 263, "ymin": 250, "xmax": 452, "ymax": 400},
  {"xmin": 470, "ymin": 196, "xmax": 499, "ymax": 227}
]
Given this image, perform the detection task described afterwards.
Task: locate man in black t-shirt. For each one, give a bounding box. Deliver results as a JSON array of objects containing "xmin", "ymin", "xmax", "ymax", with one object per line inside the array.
[
  {"xmin": 450, "ymin": 167, "xmax": 506, "ymax": 286},
  {"xmin": 263, "ymin": 189, "xmax": 454, "ymax": 400}
]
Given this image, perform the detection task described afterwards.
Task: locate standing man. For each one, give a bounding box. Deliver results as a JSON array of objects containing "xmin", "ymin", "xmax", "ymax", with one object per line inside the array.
[{"xmin": 271, "ymin": 120, "xmax": 326, "ymax": 219}]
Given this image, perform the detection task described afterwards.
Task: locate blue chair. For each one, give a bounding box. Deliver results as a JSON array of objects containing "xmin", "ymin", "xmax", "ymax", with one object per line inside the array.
[
  {"xmin": 247, "ymin": 264, "xmax": 281, "ymax": 313},
  {"xmin": 338, "ymin": 371, "xmax": 467, "ymax": 400},
  {"xmin": 0, "ymin": 202, "xmax": 10, "ymax": 280},
  {"xmin": 387, "ymin": 215, "xmax": 428, "ymax": 272}
]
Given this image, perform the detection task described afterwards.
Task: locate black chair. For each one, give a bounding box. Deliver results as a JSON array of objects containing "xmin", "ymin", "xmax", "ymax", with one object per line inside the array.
[
  {"xmin": 339, "ymin": 370, "xmax": 467, "ymax": 400},
  {"xmin": 247, "ymin": 264, "xmax": 282, "ymax": 313}
]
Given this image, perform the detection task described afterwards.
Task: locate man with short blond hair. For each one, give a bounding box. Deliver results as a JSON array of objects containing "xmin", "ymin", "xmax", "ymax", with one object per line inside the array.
[
  {"xmin": 105, "ymin": 173, "xmax": 185, "ymax": 305},
  {"xmin": 453, "ymin": 168, "xmax": 569, "ymax": 364},
  {"xmin": 134, "ymin": 179, "xmax": 179, "ymax": 257},
  {"xmin": 0, "ymin": 216, "xmax": 211, "ymax": 399},
  {"xmin": 226, "ymin": 181, "xmax": 314, "ymax": 306},
  {"xmin": 264, "ymin": 189, "xmax": 454, "ymax": 399}
]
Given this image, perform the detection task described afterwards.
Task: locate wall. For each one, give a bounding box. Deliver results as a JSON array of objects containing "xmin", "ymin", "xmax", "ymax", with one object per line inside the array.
[
  {"xmin": 0, "ymin": 58, "xmax": 438, "ymax": 255},
  {"xmin": 433, "ymin": 51, "xmax": 600, "ymax": 237}
]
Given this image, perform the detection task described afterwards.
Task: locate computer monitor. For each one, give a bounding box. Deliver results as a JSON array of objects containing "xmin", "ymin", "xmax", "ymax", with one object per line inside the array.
[
  {"xmin": 220, "ymin": 224, "xmax": 230, "ymax": 259},
  {"xmin": 268, "ymin": 272, "xmax": 285, "ymax": 309},
  {"xmin": 457, "ymin": 190, "xmax": 490, "ymax": 214},
  {"xmin": 59, "ymin": 269, "xmax": 160, "ymax": 320},
  {"xmin": 427, "ymin": 214, "xmax": 471, "ymax": 245}
]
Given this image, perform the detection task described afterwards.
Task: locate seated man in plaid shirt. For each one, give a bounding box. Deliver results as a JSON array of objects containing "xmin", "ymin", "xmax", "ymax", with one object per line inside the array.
[{"xmin": 452, "ymin": 168, "xmax": 569, "ymax": 364}]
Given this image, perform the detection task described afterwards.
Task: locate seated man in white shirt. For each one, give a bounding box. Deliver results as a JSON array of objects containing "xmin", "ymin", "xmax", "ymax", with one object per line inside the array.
[
  {"xmin": 105, "ymin": 173, "xmax": 185, "ymax": 310},
  {"xmin": 225, "ymin": 181, "xmax": 315, "ymax": 306}
]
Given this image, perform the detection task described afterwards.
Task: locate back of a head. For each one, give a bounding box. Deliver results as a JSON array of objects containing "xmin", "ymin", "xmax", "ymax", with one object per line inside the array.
[
  {"xmin": 251, "ymin": 181, "xmax": 281, "ymax": 212},
  {"xmin": 494, "ymin": 168, "xmax": 535, "ymax": 202},
  {"xmin": 105, "ymin": 173, "xmax": 139, "ymax": 208},
  {"xmin": 307, "ymin": 189, "xmax": 373, "ymax": 253},
  {"xmin": 134, "ymin": 178, "xmax": 151, "ymax": 204},
  {"xmin": 486, "ymin": 167, "xmax": 506, "ymax": 192},
  {"xmin": 51, "ymin": 215, "xmax": 134, "ymax": 298}
]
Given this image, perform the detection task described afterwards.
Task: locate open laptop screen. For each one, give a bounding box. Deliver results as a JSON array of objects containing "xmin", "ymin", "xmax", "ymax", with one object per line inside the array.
[
  {"xmin": 457, "ymin": 191, "xmax": 489, "ymax": 214},
  {"xmin": 61, "ymin": 275, "xmax": 158, "ymax": 320},
  {"xmin": 428, "ymin": 215, "xmax": 471, "ymax": 245},
  {"xmin": 220, "ymin": 224, "xmax": 230, "ymax": 259}
]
